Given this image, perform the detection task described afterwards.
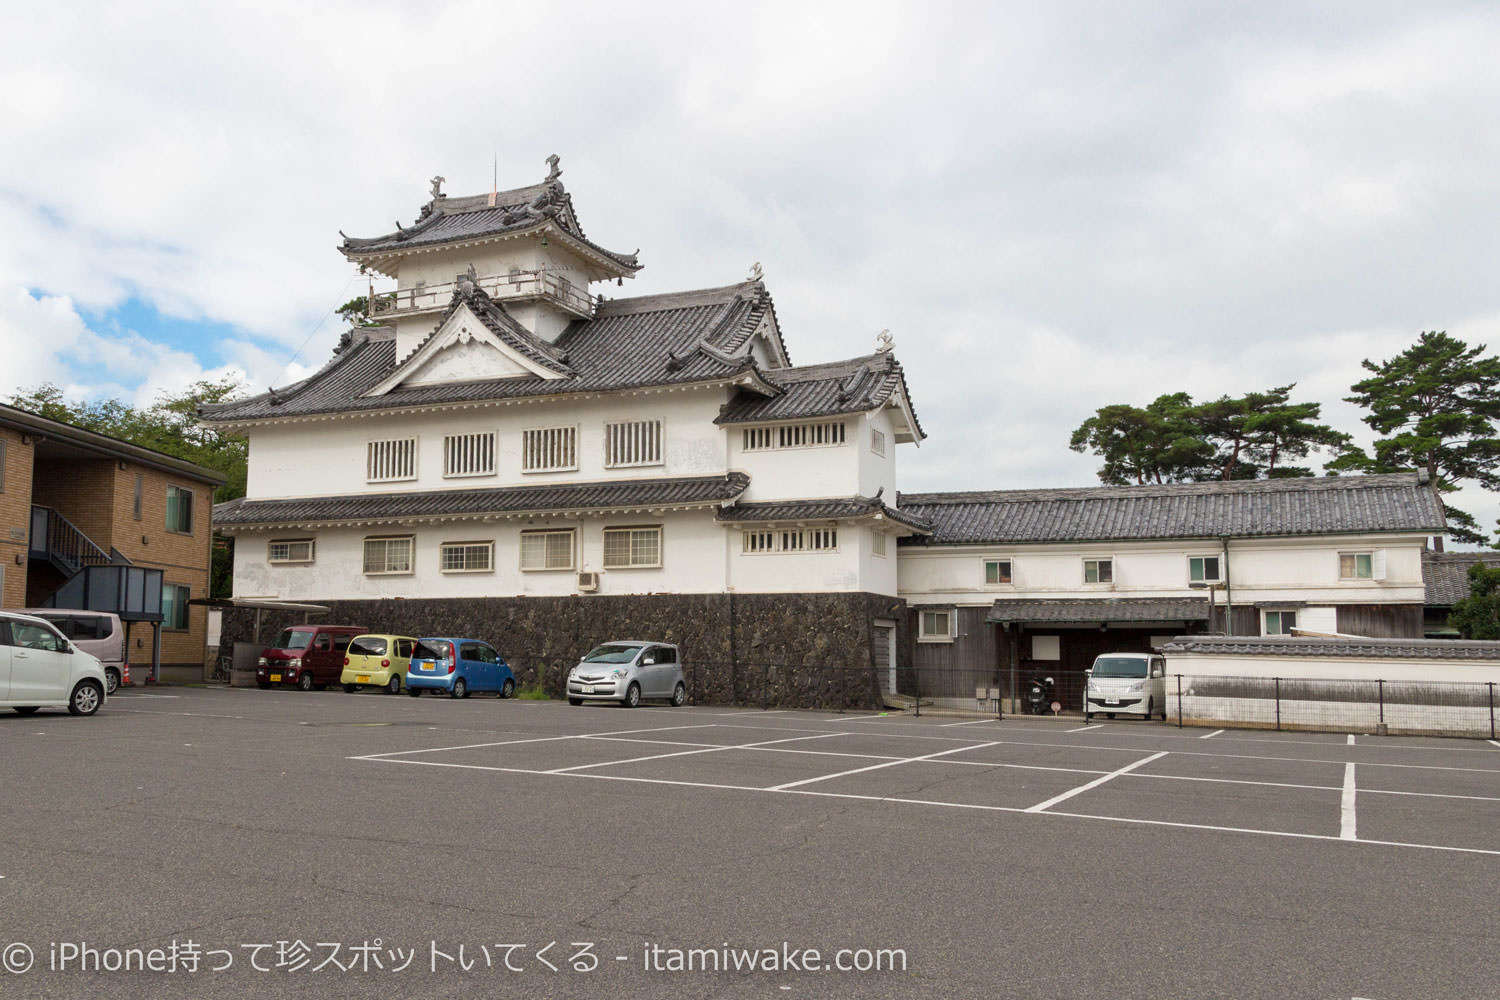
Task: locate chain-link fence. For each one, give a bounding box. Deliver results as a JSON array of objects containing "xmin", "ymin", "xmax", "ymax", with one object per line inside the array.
[{"xmin": 1169, "ymin": 675, "xmax": 1499, "ymax": 739}]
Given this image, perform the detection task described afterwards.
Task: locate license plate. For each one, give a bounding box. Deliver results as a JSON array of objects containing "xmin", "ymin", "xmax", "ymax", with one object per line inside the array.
[
  {"xmin": 270, "ymin": 673, "xmax": 282, "ymax": 683},
  {"xmin": 1105, "ymin": 697, "xmax": 1120, "ymax": 705},
  {"xmin": 356, "ymin": 675, "xmax": 370, "ymax": 684},
  {"xmin": 419, "ymin": 664, "xmax": 433, "ymax": 672},
  {"xmin": 581, "ymin": 685, "xmax": 595, "ymax": 694}
]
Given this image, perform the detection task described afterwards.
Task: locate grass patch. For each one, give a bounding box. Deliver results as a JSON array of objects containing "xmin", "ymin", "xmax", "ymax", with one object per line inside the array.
[{"xmin": 515, "ymin": 681, "xmax": 550, "ymax": 700}]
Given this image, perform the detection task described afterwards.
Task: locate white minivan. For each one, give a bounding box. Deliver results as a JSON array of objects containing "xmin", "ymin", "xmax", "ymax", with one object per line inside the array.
[
  {"xmin": 1, "ymin": 611, "xmax": 109, "ymax": 716},
  {"xmin": 19, "ymin": 609, "xmax": 126, "ymax": 694},
  {"xmin": 1084, "ymin": 652, "xmax": 1167, "ymax": 722}
]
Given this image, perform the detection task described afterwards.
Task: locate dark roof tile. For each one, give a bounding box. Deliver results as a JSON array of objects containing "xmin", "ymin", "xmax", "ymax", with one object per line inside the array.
[
  {"xmin": 983, "ymin": 598, "xmax": 1210, "ymax": 623},
  {"xmin": 1161, "ymin": 634, "xmax": 1500, "ymax": 660},
  {"xmin": 716, "ymin": 493, "xmax": 931, "ymax": 533}
]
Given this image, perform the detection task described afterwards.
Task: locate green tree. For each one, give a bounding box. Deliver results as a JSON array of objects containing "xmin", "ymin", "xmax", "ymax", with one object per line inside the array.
[
  {"xmin": 1327, "ymin": 331, "xmax": 1500, "ymax": 545},
  {"xmin": 1069, "ymin": 392, "xmax": 1214, "ymax": 484},
  {"xmin": 1449, "ymin": 561, "xmax": 1500, "ymax": 639}
]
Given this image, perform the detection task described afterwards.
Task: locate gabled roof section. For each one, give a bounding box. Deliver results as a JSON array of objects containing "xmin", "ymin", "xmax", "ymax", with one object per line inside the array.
[
  {"xmin": 213, "ymin": 473, "xmax": 751, "ymax": 529},
  {"xmin": 366, "ymin": 278, "xmax": 574, "ymax": 395},
  {"xmin": 715, "ymin": 349, "xmax": 925, "ymax": 442},
  {"xmin": 340, "ymin": 159, "xmax": 641, "ymax": 280},
  {"xmin": 898, "ymin": 472, "xmax": 1445, "ymax": 546},
  {"xmin": 198, "ymin": 281, "xmax": 784, "ymax": 425},
  {"xmin": 716, "ymin": 491, "xmax": 932, "ymax": 535}
]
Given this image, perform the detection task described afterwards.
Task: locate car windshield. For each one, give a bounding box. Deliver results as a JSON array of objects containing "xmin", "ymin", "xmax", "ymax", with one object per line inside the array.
[
  {"xmin": 413, "ymin": 640, "xmax": 452, "ymax": 661},
  {"xmin": 275, "ymin": 628, "xmax": 316, "ymax": 650},
  {"xmin": 1092, "ymin": 656, "xmax": 1149, "ymax": 678},
  {"xmin": 583, "ymin": 644, "xmax": 640, "ymax": 664},
  {"xmin": 348, "ymin": 637, "xmax": 388, "ymax": 656}
]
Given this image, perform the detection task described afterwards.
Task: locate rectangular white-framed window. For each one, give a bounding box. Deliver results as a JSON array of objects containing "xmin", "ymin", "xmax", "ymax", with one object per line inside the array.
[
  {"xmin": 520, "ymin": 528, "xmax": 575, "ymax": 571},
  {"xmin": 870, "ymin": 427, "xmax": 887, "ymax": 457},
  {"xmin": 918, "ymin": 609, "xmax": 954, "ymax": 642},
  {"xmin": 165, "ymin": 484, "xmax": 194, "ymax": 534},
  {"xmin": 1263, "ymin": 609, "xmax": 1297, "ymax": 635},
  {"xmin": 1339, "ymin": 552, "xmax": 1373, "ymax": 580},
  {"xmin": 742, "ymin": 530, "xmax": 776, "ymax": 553},
  {"xmin": 268, "ymin": 538, "xmax": 315, "ymax": 564},
  {"xmin": 362, "ymin": 535, "xmax": 414, "ymax": 575},
  {"xmin": 871, "ymin": 530, "xmax": 887, "ymax": 558},
  {"xmin": 443, "ymin": 432, "xmax": 495, "ymax": 478},
  {"xmin": 440, "ymin": 541, "xmax": 493, "ymax": 573},
  {"xmin": 522, "ymin": 426, "xmax": 577, "ymax": 472},
  {"xmin": 368, "ymin": 437, "xmax": 418, "ymax": 482},
  {"xmin": 1083, "ymin": 558, "xmax": 1113, "ymax": 584},
  {"xmin": 602, "ymin": 526, "xmax": 662, "ymax": 569},
  {"xmin": 1188, "ymin": 555, "xmax": 1222, "ymax": 583},
  {"xmin": 161, "ymin": 583, "xmax": 191, "ymax": 630},
  {"xmin": 741, "ymin": 420, "xmax": 847, "ymax": 451},
  {"xmin": 604, "ymin": 420, "xmax": 663, "ymax": 469},
  {"xmin": 984, "ymin": 558, "xmax": 1013, "ymax": 585}
]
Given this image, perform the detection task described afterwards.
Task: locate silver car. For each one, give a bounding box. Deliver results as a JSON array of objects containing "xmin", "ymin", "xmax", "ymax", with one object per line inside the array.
[{"xmin": 567, "ymin": 641, "xmax": 685, "ymax": 708}]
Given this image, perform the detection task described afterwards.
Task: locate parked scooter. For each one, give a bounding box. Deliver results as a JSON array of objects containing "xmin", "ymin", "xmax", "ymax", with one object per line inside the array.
[{"xmin": 1026, "ymin": 674, "xmax": 1056, "ymax": 715}]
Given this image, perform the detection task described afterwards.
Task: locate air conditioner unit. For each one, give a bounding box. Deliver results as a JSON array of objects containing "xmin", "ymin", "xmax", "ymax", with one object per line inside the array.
[{"xmin": 577, "ymin": 572, "xmax": 599, "ymax": 592}]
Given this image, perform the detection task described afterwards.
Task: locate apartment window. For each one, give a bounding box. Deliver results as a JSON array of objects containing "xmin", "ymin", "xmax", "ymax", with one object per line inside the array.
[
  {"xmin": 1188, "ymin": 555, "xmax": 1222, "ymax": 583},
  {"xmin": 363, "ymin": 536, "xmax": 414, "ymax": 575},
  {"xmin": 368, "ymin": 438, "xmax": 418, "ymax": 482},
  {"xmin": 520, "ymin": 529, "xmax": 575, "ymax": 570},
  {"xmin": 1084, "ymin": 558, "xmax": 1113, "ymax": 584},
  {"xmin": 161, "ymin": 584, "xmax": 191, "ymax": 630},
  {"xmin": 741, "ymin": 420, "xmax": 847, "ymax": 451},
  {"xmin": 523, "ymin": 426, "xmax": 577, "ymax": 472},
  {"xmin": 268, "ymin": 539, "xmax": 315, "ymax": 564},
  {"xmin": 985, "ymin": 559, "xmax": 1012, "ymax": 585},
  {"xmin": 1340, "ymin": 552, "xmax": 1373, "ymax": 580},
  {"xmin": 870, "ymin": 427, "xmax": 887, "ymax": 457},
  {"xmin": 918, "ymin": 609, "xmax": 954, "ymax": 642},
  {"xmin": 132, "ymin": 474, "xmax": 143, "ymax": 520},
  {"xmin": 443, "ymin": 432, "xmax": 495, "ymax": 478},
  {"xmin": 871, "ymin": 530, "xmax": 887, "ymax": 558},
  {"xmin": 440, "ymin": 541, "xmax": 493, "ymax": 573},
  {"xmin": 603, "ymin": 526, "xmax": 662, "ymax": 569},
  {"xmin": 1264, "ymin": 610, "xmax": 1297, "ymax": 635},
  {"xmin": 604, "ymin": 420, "xmax": 663, "ymax": 468},
  {"xmin": 165, "ymin": 485, "xmax": 194, "ymax": 534}
]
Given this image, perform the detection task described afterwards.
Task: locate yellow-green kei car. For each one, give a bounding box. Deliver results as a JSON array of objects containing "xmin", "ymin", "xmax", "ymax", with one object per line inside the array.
[{"xmin": 341, "ymin": 634, "xmax": 418, "ymax": 694}]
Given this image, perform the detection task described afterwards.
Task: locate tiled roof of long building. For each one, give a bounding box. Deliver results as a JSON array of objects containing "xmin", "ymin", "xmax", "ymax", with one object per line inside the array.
[
  {"xmin": 716, "ymin": 493, "xmax": 931, "ymax": 533},
  {"xmin": 1424, "ymin": 551, "xmax": 1494, "ymax": 606},
  {"xmin": 897, "ymin": 472, "xmax": 1444, "ymax": 545},
  {"xmin": 1161, "ymin": 634, "xmax": 1500, "ymax": 660},
  {"xmin": 714, "ymin": 350, "xmax": 923, "ymax": 435},
  {"xmin": 213, "ymin": 473, "xmax": 751, "ymax": 528}
]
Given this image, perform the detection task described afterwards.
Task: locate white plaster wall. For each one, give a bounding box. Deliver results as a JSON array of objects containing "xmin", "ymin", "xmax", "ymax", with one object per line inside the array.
[
  {"xmin": 231, "ymin": 508, "xmax": 728, "ymax": 602},
  {"xmin": 728, "ymin": 417, "xmax": 861, "ymax": 502},
  {"xmin": 726, "ymin": 528, "xmax": 866, "ymax": 594},
  {"xmin": 859, "ymin": 526, "xmax": 900, "ymax": 596},
  {"xmin": 244, "ymin": 388, "xmax": 731, "ymax": 499},
  {"xmin": 858, "ymin": 408, "xmax": 899, "ymax": 498}
]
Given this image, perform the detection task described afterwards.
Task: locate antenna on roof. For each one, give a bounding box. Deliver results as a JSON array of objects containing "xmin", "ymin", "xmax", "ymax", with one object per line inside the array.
[{"xmin": 488, "ymin": 153, "xmax": 498, "ymax": 208}]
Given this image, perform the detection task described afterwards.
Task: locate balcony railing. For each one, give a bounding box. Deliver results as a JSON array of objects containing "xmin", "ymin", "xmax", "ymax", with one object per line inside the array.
[
  {"xmin": 30, "ymin": 505, "xmax": 114, "ymax": 577},
  {"xmin": 369, "ymin": 267, "xmax": 595, "ymax": 320}
]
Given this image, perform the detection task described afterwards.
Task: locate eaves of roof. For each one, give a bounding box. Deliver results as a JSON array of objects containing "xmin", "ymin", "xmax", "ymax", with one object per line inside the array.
[
  {"xmin": 0, "ymin": 403, "xmax": 225, "ymax": 486},
  {"xmin": 983, "ymin": 597, "xmax": 1211, "ymax": 624},
  {"xmin": 1161, "ymin": 634, "xmax": 1500, "ymax": 660},
  {"xmin": 716, "ymin": 493, "xmax": 932, "ymax": 534}
]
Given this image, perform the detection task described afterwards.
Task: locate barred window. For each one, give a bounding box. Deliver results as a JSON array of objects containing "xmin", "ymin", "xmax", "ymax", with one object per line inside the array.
[
  {"xmin": 520, "ymin": 529, "xmax": 574, "ymax": 570},
  {"xmin": 742, "ymin": 427, "xmax": 775, "ymax": 451},
  {"xmin": 269, "ymin": 539, "xmax": 315, "ymax": 564},
  {"xmin": 363, "ymin": 536, "xmax": 414, "ymax": 575},
  {"xmin": 742, "ymin": 530, "xmax": 776, "ymax": 553},
  {"xmin": 871, "ymin": 427, "xmax": 887, "ymax": 456},
  {"xmin": 603, "ymin": 526, "xmax": 662, "ymax": 569},
  {"xmin": 368, "ymin": 438, "xmax": 417, "ymax": 482},
  {"xmin": 523, "ymin": 426, "xmax": 577, "ymax": 472},
  {"xmin": 440, "ymin": 541, "xmax": 493, "ymax": 573},
  {"xmin": 443, "ymin": 432, "xmax": 495, "ymax": 478},
  {"xmin": 604, "ymin": 420, "xmax": 663, "ymax": 468},
  {"xmin": 744, "ymin": 528, "xmax": 839, "ymax": 554},
  {"xmin": 871, "ymin": 531, "xmax": 887, "ymax": 558},
  {"xmin": 742, "ymin": 420, "xmax": 847, "ymax": 451}
]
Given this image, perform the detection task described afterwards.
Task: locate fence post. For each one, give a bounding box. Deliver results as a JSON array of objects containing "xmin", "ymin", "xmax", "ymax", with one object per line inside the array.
[
  {"xmin": 761, "ymin": 663, "xmax": 771, "ymax": 711},
  {"xmin": 1378, "ymin": 679, "xmax": 1385, "ymax": 727},
  {"xmin": 1274, "ymin": 677, "xmax": 1282, "ymax": 732},
  {"xmin": 1175, "ymin": 674, "xmax": 1183, "ymax": 729},
  {"xmin": 1490, "ymin": 682, "xmax": 1495, "ymax": 741},
  {"xmin": 914, "ymin": 662, "xmax": 921, "ymax": 718}
]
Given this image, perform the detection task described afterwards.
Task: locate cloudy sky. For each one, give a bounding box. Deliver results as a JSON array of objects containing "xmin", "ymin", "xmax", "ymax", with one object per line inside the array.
[{"xmin": 3, "ymin": 1, "xmax": 1498, "ymax": 539}]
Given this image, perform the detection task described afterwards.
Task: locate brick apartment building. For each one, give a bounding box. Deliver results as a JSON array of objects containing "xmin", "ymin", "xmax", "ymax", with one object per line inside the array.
[{"xmin": 0, "ymin": 403, "xmax": 224, "ymax": 681}]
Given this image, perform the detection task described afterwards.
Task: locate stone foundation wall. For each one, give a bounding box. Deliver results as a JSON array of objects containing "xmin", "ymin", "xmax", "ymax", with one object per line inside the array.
[{"xmin": 220, "ymin": 592, "xmax": 906, "ymax": 710}]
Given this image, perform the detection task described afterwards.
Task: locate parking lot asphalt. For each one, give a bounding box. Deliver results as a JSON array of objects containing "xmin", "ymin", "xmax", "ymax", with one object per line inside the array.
[{"xmin": 2, "ymin": 687, "xmax": 1497, "ymax": 999}]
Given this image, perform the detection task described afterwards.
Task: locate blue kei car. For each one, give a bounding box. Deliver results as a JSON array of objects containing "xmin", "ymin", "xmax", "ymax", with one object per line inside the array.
[{"xmin": 405, "ymin": 637, "xmax": 516, "ymax": 699}]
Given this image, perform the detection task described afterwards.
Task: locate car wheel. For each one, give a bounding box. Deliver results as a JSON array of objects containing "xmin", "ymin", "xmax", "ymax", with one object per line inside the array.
[
  {"xmin": 500, "ymin": 678, "xmax": 515, "ymax": 699},
  {"xmin": 386, "ymin": 676, "xmax": 401, "ymax": 695},
  {"xmin": 105, "ymin": 668, "xmax": 121, "ymax": 695},
  {"xmin": 407, "ymin": 687, "xmax": 421, "ymax": 698},
  {"xmin": 568, "ymin": 697, "xmax": 583, "ymax": 706},
  {"xmin": 256, "ymin": 681, "xmax": 271, "ymax": 690},
  {"xmin": 298, "ymin": 673, "xmax": 314, "ymax": 692},
  {"xmin": 343, "ymin": 683, "xmax": 357, "ymax": 693},
  {"xmin": 69, "ymin": 681, "xmax": 103, "ymax": 716},
  {"xmin": 1106, "ymin": 712, "xmax": 1116, "ymax": 720},
  {"xmin": 670, "ymin": 681, "xmax": 686, "ymax": 707},
  {"xmin": 13, "ymin": 706, "xmax": 39, "ymax": 715},
  {"xmin": 623, "ymin": 682, "xmax": 641, "ymax": 708},
  {"xmin": 451, "ymin": 678, "xmax": 467, "ymax": 699}
]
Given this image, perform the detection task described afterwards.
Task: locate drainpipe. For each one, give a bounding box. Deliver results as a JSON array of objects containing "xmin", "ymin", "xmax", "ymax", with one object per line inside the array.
[{"xmin": 1220, "ymin": 535, "xmax": 1233, "ymax": 636}]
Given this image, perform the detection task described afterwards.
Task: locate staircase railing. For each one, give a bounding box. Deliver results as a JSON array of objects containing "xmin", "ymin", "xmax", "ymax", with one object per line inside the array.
[{"xmin": 30, "ymin": 505, "xmax": 114, "ymax": 577}]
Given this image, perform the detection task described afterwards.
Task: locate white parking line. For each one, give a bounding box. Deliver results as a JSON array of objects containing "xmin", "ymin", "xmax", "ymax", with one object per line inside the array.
[
  {"xmin": 1347, "ymin": 735, "xmax": 1356, "ymax": 746},
  {"xmin": 1025, "ymin": 752, "xmax": 1168, "ymax": 813},
  {"xmin": 1341, "ymin": 763, "xmax": 1357, "ymax": 840},
  {"xmin": 548, "ymin": 733, "xmax": 844, "ymax": 774},
  {"xmin": 351, "ymin": 723, "xmax": 721, "ymax": 760},
  {"xmin": 1066, "ymin": 724, "xmax": 1102, "ymax": 733},
  {"xmin": 942, "ymin": 719, "xmax": 998, "ymax": 727},
  {"xmin": 1489, "ymin": 740, "xmax": 1500, "ymax": 750},
  {"xmin": 1200, "ymin": 730, "xmax": 1224, "ymax": 739},
  {"xmin": 766, "ymin": 742, "xmax": 1001, "ymax": 792}
]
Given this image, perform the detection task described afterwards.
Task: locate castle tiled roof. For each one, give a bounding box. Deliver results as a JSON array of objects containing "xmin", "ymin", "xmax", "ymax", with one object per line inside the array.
[
  {"xmin": 716, "ymin": 493, "xmax": 932, "ymax": 533},
  {"xmin": 985, "ymin": 598, "xmax": 1211, "ymax": 624},
  {"xmin": 212, "ymin": 473, "xmax": 750, "ymax": 529},
  {"xmin": 715, "ymin": 350, "xmax": 925, "ymax": 439},
  {"xmin": 898, "ymin": 473, "xmax": 1444, "ymax": 546},
  {"xmin": 1161, "ymin": 634, "xmax": 1500, "ymax": 660}
]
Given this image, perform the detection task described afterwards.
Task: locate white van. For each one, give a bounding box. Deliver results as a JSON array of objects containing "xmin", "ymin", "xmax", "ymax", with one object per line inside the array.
[
  {"xmin": 1, "ymin": 611, "xmax": 109, "ymax": 716},
  {"xmin": 1084, "ymin": 652, "xmax": 1167, "ymax": 722},
  {"xmin": 19, "ymin": 610, "xmax": 127, "ymax": 694}
]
